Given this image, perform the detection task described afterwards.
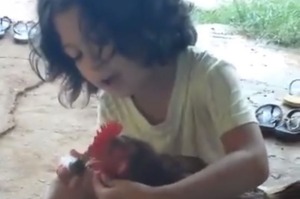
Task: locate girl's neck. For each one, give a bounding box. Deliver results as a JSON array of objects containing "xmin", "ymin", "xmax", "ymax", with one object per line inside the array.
[
  {"xmin": 130, "ymin": 61, "xmax": 178, "ymax": 125},
  {"xmin": 133, "ymin": 61, "xmax": 177, "ymax": 100}
]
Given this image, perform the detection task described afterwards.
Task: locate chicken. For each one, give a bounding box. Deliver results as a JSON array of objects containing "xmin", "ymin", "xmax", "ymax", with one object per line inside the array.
[{"xmin": 57, "ymin": 121, "xmax": 300, "ymax": 199}]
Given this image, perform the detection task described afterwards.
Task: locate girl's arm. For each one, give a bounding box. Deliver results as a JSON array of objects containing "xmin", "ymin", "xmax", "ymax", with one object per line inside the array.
[
  {"xmin": 154, "ymin": 56, "xmax": 269, "ymax": 199},
  {"xmin": 156, "ymin": 122, "xmax": 269, "ymax": 199}
]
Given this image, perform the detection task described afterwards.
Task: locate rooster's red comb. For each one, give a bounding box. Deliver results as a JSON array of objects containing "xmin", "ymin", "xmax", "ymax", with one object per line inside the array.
[{"xmin": 87, "ymin": 121, "xmax": 123, "ymax": 159}]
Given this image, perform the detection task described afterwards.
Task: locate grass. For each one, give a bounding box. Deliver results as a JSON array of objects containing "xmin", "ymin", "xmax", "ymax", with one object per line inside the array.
[{"xmin": 192, "ymin": 0, "xmax": 300, "ymax": 47}]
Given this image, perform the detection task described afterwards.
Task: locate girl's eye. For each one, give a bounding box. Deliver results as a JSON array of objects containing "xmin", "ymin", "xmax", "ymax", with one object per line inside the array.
[
  {"xmin": 72, "ymin": 52, "xmax": 83, "ymax": 61},
  {"xmin": 64, "ymin": 47, "xmax": 83, "ymax": 61}
]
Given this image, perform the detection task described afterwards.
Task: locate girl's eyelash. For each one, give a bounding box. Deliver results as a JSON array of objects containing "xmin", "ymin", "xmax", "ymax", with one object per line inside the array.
[
  {"xmin": 73, "ymin": 52, "xmax": 83, "ymax": 61},
  {"xmin": 66, "ymin": 51, "xmax": 83, "ymax": 62}
]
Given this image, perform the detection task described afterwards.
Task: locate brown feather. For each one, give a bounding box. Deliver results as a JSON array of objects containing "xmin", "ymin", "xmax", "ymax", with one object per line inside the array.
[{"xmin": 268, "ymin": 181, "xmax": 300, "ymax": 199}]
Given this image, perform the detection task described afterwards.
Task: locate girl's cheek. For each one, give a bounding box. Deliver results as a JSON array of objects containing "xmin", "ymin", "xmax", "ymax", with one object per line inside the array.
[{"xmin": 100, "ymin": 44, "xmax": 114, "ymax": 61}]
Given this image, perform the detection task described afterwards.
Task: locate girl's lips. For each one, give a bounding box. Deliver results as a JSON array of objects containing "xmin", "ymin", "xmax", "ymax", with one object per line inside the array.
[
  {"xmin": 101, "ymin": 78, "xmax": 110, "ymax": 85},
  {"xmin": 101, "ymin": 74, "xmax": 119, "ymax": 86},
  {"xmin": 102, "ymin": 77, "xmax": 113, "ymax": 85}
]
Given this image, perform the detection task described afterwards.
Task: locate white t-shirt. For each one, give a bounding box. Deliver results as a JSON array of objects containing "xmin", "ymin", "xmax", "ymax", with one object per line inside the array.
[{"xmin": 96, "ymin": 47, "xmax": 257, "ymax": 164}]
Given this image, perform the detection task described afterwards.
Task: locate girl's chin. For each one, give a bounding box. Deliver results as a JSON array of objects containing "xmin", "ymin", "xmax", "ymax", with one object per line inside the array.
[{"xmin": 101, "ymin": 87, "xmax": 133, "ymax": 98}]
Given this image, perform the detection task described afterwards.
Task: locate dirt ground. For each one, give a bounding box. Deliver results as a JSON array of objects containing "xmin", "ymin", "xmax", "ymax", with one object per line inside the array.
[{"xmin": 1, "ymin": 1, "xmax": 300, "ymax": 199}]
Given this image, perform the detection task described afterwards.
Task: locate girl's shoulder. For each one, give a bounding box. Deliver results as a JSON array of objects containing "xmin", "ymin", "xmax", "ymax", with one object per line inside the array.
[
  {"xmin": 181, "ymin": 46, "xmax": 241, "ymax": 107},
  {"xmin": 181, "ymin": 46, "xmax": 238, "ymax": 91},
  {"xmin": 183, "ymin": 46, "xmax": 236, "ymax": 79}
]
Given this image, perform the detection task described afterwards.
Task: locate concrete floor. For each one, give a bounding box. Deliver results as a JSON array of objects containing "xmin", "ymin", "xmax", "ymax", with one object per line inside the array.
[{"xmin": 0, "ymin": 0, "xmax": 300, "ymax": 199}]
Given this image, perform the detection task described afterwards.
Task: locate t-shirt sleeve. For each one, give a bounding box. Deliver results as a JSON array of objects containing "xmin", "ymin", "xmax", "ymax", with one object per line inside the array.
[{"xmin": 201, "ymin": 58, "xmax": 257, "ymax": 137}]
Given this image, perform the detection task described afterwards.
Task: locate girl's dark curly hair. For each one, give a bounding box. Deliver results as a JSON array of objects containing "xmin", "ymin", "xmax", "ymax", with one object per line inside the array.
[{"xmin": 29, "ymin": 0, "xmax": 197, "ymax": 107}]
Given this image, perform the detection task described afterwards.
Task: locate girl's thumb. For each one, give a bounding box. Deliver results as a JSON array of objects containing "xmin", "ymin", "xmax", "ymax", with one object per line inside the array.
[
  {"xmin": 92, "ymin": 172, "xmax": 105, "ymax": 195},
  {"xmin": 98, "ymin": 172, "xmax": 114, "ymax": 187}
]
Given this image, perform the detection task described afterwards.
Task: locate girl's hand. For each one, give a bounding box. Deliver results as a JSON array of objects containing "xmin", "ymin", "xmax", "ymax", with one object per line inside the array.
[
  {"xmin": 56, "ymin": 149, "xmax": 87, "ymax": 185},
  {"xmin": 92, "ymin": 172, "xmax": 160, "ymax": 199},
  {"xmin": 56, "ymin": 149, "xmax": 95, "ymax": 195}
]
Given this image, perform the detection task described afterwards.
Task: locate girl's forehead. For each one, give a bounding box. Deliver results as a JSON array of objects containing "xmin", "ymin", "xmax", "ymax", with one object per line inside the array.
[{"xmin": 54, "ymin": 6, "xmax": 82, "ymax": 46}]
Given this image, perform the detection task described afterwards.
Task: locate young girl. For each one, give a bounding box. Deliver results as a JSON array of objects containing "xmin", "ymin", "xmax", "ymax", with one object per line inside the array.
[{"xmin": 30, "ymin": 0, "xmax": 269, "ymax": 198}]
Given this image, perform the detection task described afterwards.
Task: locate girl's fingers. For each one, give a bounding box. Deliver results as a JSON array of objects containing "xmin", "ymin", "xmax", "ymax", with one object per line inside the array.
[
  {"xmin": 56, "ymin": 164, "xmax": 73, "ymax": 184},
  {"xmin": 86, "ymin": 159, "xmax": 103, "ymax": 171},
  {"xmin": 92, "ymin": 172, "xmax": 106, "ymax": 196},
  {"xmin": 81, "ymin": 168, "xmax": 96, "ymax": 194},
  {"xmin": 87, "ymin": 160, "xmax": 113, "ymax": 187},
  {"xmin": 64, "ymin": 168, "xmax": 96, "ymax": 197},
  {"xmin": 97, "ymin": 171, "xmax": 113, "ymax": 187},
  {"xmin": 86, "ymin": 158, "xmax": 100, "ymax": 167},
  {"xmin": 68, "ymin": 175, "xmax": 83, "ymax": 190},
  {"xmin": 58, "ymin": 150, "xmax": 113, "ymax": 193}
]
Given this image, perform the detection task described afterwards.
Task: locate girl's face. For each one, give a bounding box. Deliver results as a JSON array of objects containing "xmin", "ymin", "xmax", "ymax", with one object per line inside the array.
[{"xmin": 54, "ymin": 6, "xmax": 152, "ymax": 97}]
